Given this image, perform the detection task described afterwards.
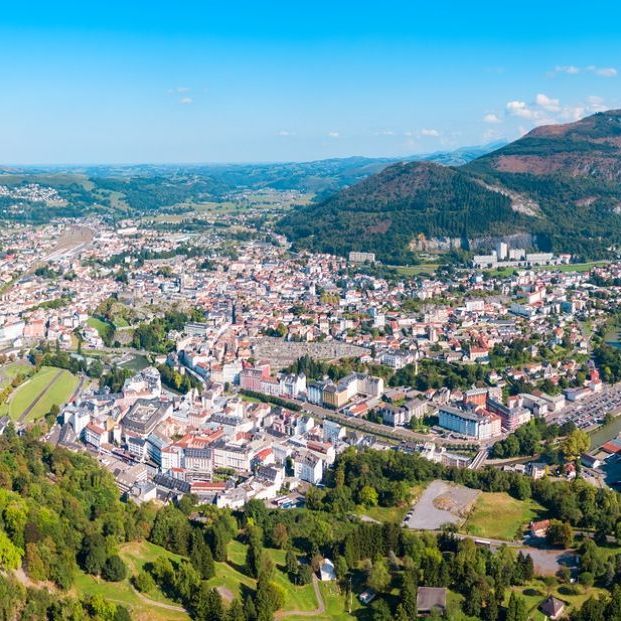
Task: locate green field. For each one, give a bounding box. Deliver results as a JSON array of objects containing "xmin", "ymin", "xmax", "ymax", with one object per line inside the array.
[
  {"xmin": 7, "ymin": 366, "xmax": 79, "ymax": 422},
  {"xmin": 390, "ymin": 263, "xmax": 439, "ymax": 276},
  {"xmin": 463, "ymin": 492, "xmax": 545, "ymax": 541},
  {"xmin": 73, "ymin": 541, "xmax": 189, "ymax": 621},
  {"xmin": 87, "ymin": 316, "xmax": 115, "ymax": 340},
  {"xmin": 0, "ymin": 361, "xmax": 33, "ymax": 390},
  {"xmin": 356, "ymin": 483, "xmax": 428, "ymax": 524},
  {"xmin": 533, "ymin": 260, "xmax": 608, "ymax": 273},
  {"xmin": 508, "ymin": 580, "xmax": 607, "ymax": 621}
]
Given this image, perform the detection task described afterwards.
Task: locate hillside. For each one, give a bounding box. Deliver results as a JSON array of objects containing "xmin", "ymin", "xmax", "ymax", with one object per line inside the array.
[
  {"xmin": 278, "ymin": 161, "xmax": 530, "ymax": 263},
  {"xmin": 279, "ymin": 110, "xmax": 621, "ymax": 262},
  {"xmin": 0, "ymin": 142, "xmax": 503, "ymax": 223}
]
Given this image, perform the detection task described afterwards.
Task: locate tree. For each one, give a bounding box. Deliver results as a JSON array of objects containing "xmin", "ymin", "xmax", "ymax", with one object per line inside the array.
[
  {"xmin": 562, "ymin": 429, "xmax": 590, "ymax": 462},
  {"xmin": 190, "ymin": 530, "xmax": 215, "ymax": 579},
  {"xmin": 547, "ymin": 520, "xmax": 574, "ymax": 548},
  {"xmin": 505, "ymin": 592, "xmax": 528, "ymax": 621},
  {"xmin": 80, "ymin": 534, "xmax": 107, "ymax": 575},
  {"xmin": 228, "ymin": 598, "xmax": 245, "ymax": 621},
  {"xmin": 367, "ymin": 558, "xmax": 391, "ymax": 593},
  {"xmin": 579, "ymin": 571, "xmax": 595, "ymax": 589},
  {"xmin": 271, "ymin": 523, "xmax": 289, "ymax": 549},
  {"xmin": 102, "ymin": 555, "xmax": 127, "ymax": 582},
  {"xmin": 133, "ymin": 570, "xmax": 156, "ymax": 593},
  {"xmin": 359, "ymin": 485, "xmax": 379, "ymax": 507}
]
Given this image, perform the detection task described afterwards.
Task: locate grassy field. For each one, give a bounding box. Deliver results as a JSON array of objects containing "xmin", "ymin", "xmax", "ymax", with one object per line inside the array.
[
  {"xmin": 73, "ymin": 541, "xmax": 189, "ymax": 621},
  {"xmin": 533, "ymin": 260, "xmax": 608, "ymax": 273},
  {"xmin": 7, "ymin": 366, "xmax": 78, "ymax": 422},
  {"xmin": 0, "ymin": 361, "xmax": 33, "ymax": 390},
  {"xmin": 390, "ymin": 263, "xmax": 439, "ymax": 276},
  {"xmin": 356, "ymin": 483, "xmax": 428, "ymax": 524},
  {"xmin": 87, "ymin": 316, "xmax": 114, "ymax": 340},
  {"xmin": 508, "ymin": 580, "xmax": 607, "ymax": 620},
  {"xmin": 463, "ymin": 492, "xmax": 545, "ymax": 541}
]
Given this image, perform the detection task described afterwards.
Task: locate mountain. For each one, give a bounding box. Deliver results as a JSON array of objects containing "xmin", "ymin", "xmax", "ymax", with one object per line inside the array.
[
  {"xmin": 278, "ymin": 110, "xmax": 621, "ymax": 262},
  {"xmin": 0, "ymin": 143, "xmax": 505, "ymax": 224}
]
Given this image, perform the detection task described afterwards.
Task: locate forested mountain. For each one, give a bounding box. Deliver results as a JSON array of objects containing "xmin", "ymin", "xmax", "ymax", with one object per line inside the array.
[{"xmin": 278, "ymin": 110, "xmax": 621, "ymax": 262}]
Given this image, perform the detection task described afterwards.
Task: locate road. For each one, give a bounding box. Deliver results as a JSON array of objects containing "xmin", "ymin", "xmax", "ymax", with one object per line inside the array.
[{"xmin": 295, "ymin": 400, "xmax": 481, "ymax": 448}]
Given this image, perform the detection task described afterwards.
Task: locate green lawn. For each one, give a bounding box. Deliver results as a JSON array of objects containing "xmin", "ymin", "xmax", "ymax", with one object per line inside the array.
[
  {"xmin": 463, "ymin": 492, "xmax": 545, "ymax": 541},
  {"xmin": 355, "ymin": 483, "xmax": 428, "ymax": 524},
  {"xmin": 87, "ymin": 316, "xmax": 114, "ymax": 340},
  {"xmin": 224, "ymin": 540, "xmax": 319, "ymax": 612},
  {"xmin": 75, "ymin": 541, "xmax": 191, "ymax": 620},
  {"xmin": 390, "ymin": 263, "xmax": 438, "ymax": 276},
  {"xmin": 533, "ymin": 260, "xmax": 608, "ymax": 273},
  {"xmin": 7, "ymin": 366, "xmax": 79, "ymax": 422},
  {"xmin": 0, "ymin": 362, "xmax": 33, "ymax": 390},
  {"xmin": 509, "ymin": 580, "xmax": 607, "ymax": 620}
]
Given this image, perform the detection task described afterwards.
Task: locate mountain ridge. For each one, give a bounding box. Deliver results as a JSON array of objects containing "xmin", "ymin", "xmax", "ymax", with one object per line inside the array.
[{"xmin": 278, "ymin": 110, "xmax": 621, "ymax": 262}]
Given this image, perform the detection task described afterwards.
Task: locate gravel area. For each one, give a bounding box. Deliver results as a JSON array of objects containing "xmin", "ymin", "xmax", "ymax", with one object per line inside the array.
[{"xmin": 403, "ymin": 480, "xmax": 480, "ymax": 530}]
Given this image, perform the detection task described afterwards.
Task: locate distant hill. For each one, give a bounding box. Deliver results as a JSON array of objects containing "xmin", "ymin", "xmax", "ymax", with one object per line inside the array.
[
  {"xmin": 0, "ymin": 142, "xmax": 504, "ymax": 221},
  {"xmin": 278, "ymin": 110, "xmax": 621, "ymax": 262}
]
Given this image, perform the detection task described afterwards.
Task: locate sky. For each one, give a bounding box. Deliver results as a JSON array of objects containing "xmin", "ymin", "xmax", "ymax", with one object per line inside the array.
[{"xmin": 1, "ymin": 0, "xmax": 621, "ymax": 164}]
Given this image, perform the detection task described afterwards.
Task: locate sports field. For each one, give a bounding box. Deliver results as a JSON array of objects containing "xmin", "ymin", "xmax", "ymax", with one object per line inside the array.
[{"xmin": 7, "ymin": 365, "xmax": 79, "ymax": 422}]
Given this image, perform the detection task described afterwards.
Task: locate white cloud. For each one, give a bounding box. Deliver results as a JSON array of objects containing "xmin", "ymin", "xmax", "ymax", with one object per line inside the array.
[
  {"xmin": 421, "ymin": 128, "xmax": 440, "ymax": 137},
  {"xmin": 374, "ymin": 130, "xmax": 396, "ymax": 136},
  {"xmin": 596, "ymin": 67, "xmax": 617, "ymax": 77},
  {"xmin": 586, "ymin": 95, "xmax": 607, "ymax": 112},
  {"xmin": 277, "ymin": 130, "xmax": 295, "ymax": 136},
  {"xmin": 483, "ymin": 113, "xmax": 501, "ymax": 124},
  {"xmin": 179, "ymin": 97, "xmax": 193, "ymax": 105},
  {"xmin": 550, "ymin": 65, "xmax": 617, "ymax": 78},
  {"xmin": 535, "ymin": 93, "xmax": 561, "ymax": 112},
  {"xmin": 176, "ymin": 86, "xmax": 191, "ymax": 93},
  {"xmin": 553, "ymin": 65, "xmax": 580, "ymax": 75},
  {"xmin": 506, "ymin": 100, "xmax": 539, "ymax": 120},
  {"xmin": 327, "ymin": 131, "xmax": 340, "ymax": 138}
]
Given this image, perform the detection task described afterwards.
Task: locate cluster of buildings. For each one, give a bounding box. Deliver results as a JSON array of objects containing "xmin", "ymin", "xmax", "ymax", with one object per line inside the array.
[{"xmin": 473, "ymin": 242, "xmax": 571, "ymax": 269}]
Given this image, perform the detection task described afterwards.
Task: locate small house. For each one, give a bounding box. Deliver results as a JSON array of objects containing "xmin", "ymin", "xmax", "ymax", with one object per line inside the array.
[
  {"xmin": 539, "ymin": 596, "xmax": 566, "ymax": 620},
  {"xmin": 416, "ymin": 587, "xmax": 447, "ymax": 617}
]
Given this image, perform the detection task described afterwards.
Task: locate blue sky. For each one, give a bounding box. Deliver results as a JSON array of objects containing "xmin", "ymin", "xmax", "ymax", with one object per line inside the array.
[{"xmin": 1, "ymin": 0, "xmax": 620, "ymax": 164}]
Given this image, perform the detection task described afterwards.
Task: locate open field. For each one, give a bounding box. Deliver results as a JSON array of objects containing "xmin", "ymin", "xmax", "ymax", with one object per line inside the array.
[
  {"xmin": 0, "ymin": 361, "xmax": 33, "ymax": 390},
  {"xmin": 356, "ymin": 483, "xmax": 427, "ymax": 524},
  {"xmin": 7, "ymin": 366, "xmax": 78, "ymax": 422},
  {"xmin": 390, "ymin": 263, "xmax": 439, "ymax": 276},
  {"xmin": 463, "ymin": 492, "xmax": 545, "ymax": 541},
  {"xmin": 533, "ymin": 260, "xmax": 608, "ymax": 273},
  {"xmin": 508, "ymin": 580, "xmax": 607, "ymax": 621},
  {"xmin": 73, "ymin": 541, "xmax": 189, "ymax": 621},
  {"xmin": 404, "ymin": 480, "xmax": 480, "ymax": 530}
]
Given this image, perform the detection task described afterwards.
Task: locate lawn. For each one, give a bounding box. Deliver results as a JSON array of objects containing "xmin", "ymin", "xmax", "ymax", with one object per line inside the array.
[
  {"xmin": 390, "ymin": 263, "xmax": 439, "ymax": 277},
  {"xmin": 463, "ymin": 492, "xmax": 545, "ymax": 541},
  {"xmin": 75, "ymin": 541, "xmax": 191, "ymax": 620},
  {"xmin": 356, "ymin": 483, "xmax": 428, "ymax": 524},
  {"xmin": 7, "ymin": 366, "xmax": 79, "ymax": 422},
  {"xmin": 0, "ymin": 361, "xmax": 33, "ymax": 390},
  {"xmin": 87, "ymin": 316, "xmax": 114, "ymax": 340},
  {"xmin": 224, "ymin": 540, "xmax": 319, "ymax": 612},
  {"xmin": 533, "ymin": 260, "xmax": 608, "ymax": 273},
  {"xmin": 508, "ymin": 580, "xmax": 607, "ymax": 620}
]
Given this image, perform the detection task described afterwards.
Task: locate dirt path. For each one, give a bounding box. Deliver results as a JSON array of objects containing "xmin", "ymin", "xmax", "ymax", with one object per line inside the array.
[
  {"xmin": 133, "ymin": 588, "xmax": 187, "ymax": 612},
  {"xmin": 275, "ymin": 575, "xmax": 325, "ymax": 618},
  {"xmin": 18, "ymin": 369, "xmax": 63, "ymax": 424}
]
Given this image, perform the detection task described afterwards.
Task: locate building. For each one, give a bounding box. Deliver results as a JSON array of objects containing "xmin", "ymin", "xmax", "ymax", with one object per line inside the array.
[
  {"xmin": 416, "ymin": 587, "xmax": 447, "ymax": 617},
  {"xmin": 539, "ymin": 597, "xmax": 566, "ymax": 620},
  {"xmin": 122, "ymin": 399, "xmax": 171, "ymax": 437},
  {"xmin": 293, "ymin": 450, "xmax": 324, "ymax": 484},
  {"xmin": 438, "ymin": 405, "xmax": 501, "ymax": 440}
]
